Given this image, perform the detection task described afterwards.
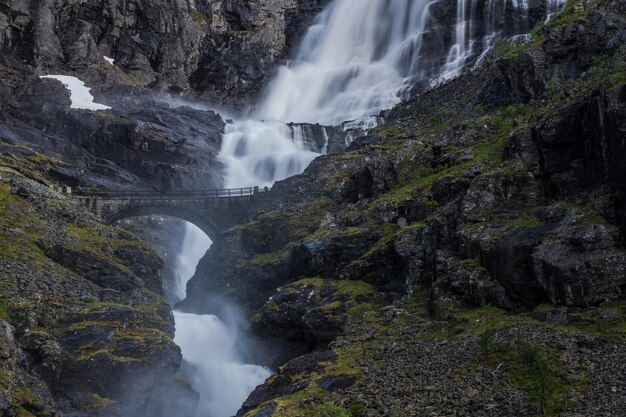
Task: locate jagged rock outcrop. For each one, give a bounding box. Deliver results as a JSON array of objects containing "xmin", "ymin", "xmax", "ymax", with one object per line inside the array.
[
  {"xmin": 0, "ymin": 168, "xmax": 193, "ymax": 417},
  {"xmin": 0, "ymin": 0, "xmax": 329, "ymax": 100},
  {"xmin": 1, "ymin": 90, "xmax": 226, "ymax": 191}
]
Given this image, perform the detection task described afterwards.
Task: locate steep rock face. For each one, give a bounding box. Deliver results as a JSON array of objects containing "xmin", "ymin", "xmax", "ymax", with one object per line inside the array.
[
  {"xmin": 0, "ymin": 167, "xmax": 191, "ymax": 417},
  {"xmin": 1, "ymin": 89, "xmax": 226, "ymax": 191},
  {"xmin": 0, "ymin": 0, "xmax": 329, "ymax": 99},
  {"xmin": 190, "ymin": 0, "xmax": 331, "ymax": 99}
]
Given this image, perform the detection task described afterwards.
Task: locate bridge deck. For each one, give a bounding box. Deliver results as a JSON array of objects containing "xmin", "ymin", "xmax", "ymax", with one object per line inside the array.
[{"xmin": 75, "ymin": 186, "xmax": 264, "ymax": 199}]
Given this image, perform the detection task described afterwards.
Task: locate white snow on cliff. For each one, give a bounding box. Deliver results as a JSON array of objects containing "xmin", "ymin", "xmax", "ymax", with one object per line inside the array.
[{"xmin": 40, "ymin": 75, "xmax": 111, "ymax": 111}]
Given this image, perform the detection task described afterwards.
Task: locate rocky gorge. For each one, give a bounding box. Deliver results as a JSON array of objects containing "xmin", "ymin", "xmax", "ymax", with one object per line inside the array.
[{"xmin": 0, "ymin": 0, "xmax": 625, "ymax": 416}]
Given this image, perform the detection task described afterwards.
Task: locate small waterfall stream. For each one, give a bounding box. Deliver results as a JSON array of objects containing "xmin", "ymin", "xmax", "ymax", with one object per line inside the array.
[
  {"xmin": 171, "ymin": 0, "xmax": 565, "ymax": 415},
  {"xmin": 171, "ymin": 224, "xmax": 271, "ymax": 417}
]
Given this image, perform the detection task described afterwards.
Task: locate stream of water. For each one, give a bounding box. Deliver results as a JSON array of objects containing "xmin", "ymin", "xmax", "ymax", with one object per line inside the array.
[{"xmin": 171, "ymin": 225, "xmax": 271, "ymax": 417}]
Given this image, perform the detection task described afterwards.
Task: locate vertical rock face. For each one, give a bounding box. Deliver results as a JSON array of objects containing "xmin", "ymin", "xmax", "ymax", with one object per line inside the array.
[
  {"xmin": 189, "ymin": 0, "xmax": 332, "ymax": 99},
  {"xmin": 0, "ymin": 0, "xmax": 330, "ymax": 99}
]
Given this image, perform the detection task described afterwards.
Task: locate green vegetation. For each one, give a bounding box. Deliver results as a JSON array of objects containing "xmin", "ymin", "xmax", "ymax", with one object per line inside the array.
[
  {"xmin": 189, "ymin": 9, "xmax": 206, "ymax": 24},
  {"xmin": 314, "ymin": 403, "xmax": 351, "ymax": 417},
  {"xmin": 0, "ymin": 143, "xmax": 67, "ymax": 186},
  {"xmin": 12, "ymin": 386, "xmax": 41, "ymax": 417},
  {"xmin": 493, "ymin": 22, "xmax": 543, "ymax": 59},
  {"xmin": 479, "ymin": 334, "xmax": 586, "ymax": 415},
  {"xmin": 250, "ymin": 245, "xmax": 293, "ymax": 265},
  {"xmin": 390, "ymin": 406, "xmax": 406, "ymax": 417},
  {"xmin": 75, "ymin": 324, "xmax": 171, "ymax": 363},
  {"xmin": 346, "ymin": 399, "xmax": 365, "ymax": 417},
  {"xmin": 493, "ymin": 0, "xmax": 595, "ymax": 59},
  {"xmin": 547, "ymin": 0, "xmax": 590, "ymax": 30},
  {"xmin": 370, "ymin": 126, "xmax": 407, "ymax": 139},
  {"xmin": 336, "ymin": 280, "xmax": 377, "ymax": 299},
  {"xmin": 84, "ymin": 393, "xmax": 116, "ymax": 409},
  {"xmin": 534, "ymin": 300, "xmax": 626, "ymax": 342},
  {"xmin": 16, "ymin": 408, "xmax": 36, "ymax": 417},
  {"xmin": 0, "ymin": 181, "xmax": 52, "ymax": 318},
  {"xmin": 312, "ymin": 400, "xmax": 366, "ymax": 417},
  {"xmin": 66, "ymin": 222, "xmax": 152, "ymax": 254},
  {"xmin": 245, "ymin": 329, "xmax": 372, "ymax": 417},
  {"xmin": 429, "ymin": 107, "xmax": 457, "ymax": 126},
  {"xmin": 347, "ymin": 303, "xmax": 377, "ymax": 322}
]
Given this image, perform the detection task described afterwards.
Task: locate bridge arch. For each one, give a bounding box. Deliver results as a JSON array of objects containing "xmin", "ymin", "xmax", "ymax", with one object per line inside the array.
[
  {"xmin": 107, "ymin": 205, "xmax": 221, "ymax": 242},
  {"xmin": 76, "ymin": 186, "xmax": 262, "ymax": 241}
]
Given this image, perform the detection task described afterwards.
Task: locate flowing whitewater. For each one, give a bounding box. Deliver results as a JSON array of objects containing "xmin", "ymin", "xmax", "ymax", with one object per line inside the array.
[
  {"xmin": 219, "ymin": 0, "xmax": 557, "ymax": 188},
  {"xmin": 173, "ymin": 0, "xmax": 563, "ymax": 416},
  {"xmin": 171, "ymin": 225, "xmax": 271, "ymax": 417},
  {"xmin": 174, "ymin": 310, "xmax": 270, "ymax": 417}
]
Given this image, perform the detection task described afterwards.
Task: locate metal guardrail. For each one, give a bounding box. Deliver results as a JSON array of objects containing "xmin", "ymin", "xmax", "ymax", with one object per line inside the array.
[{"xmin": 75, "ymin": 186, "xmax": 264, "ymax": 199}]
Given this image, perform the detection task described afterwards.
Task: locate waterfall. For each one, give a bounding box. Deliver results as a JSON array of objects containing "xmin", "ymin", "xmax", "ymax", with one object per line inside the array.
[
  {"xmin": 220, "ymin": 0, "xmax": 440, "ymax": 188},
  {"xmin": 219, "ymin": 0, "xmax": 558, "ymax": 188},
  {"xmin": 171, "ymin": 226, "xmax": 271, "ymax": 417},
  {"xmin": 170, "ymin": 0, "xmax": 564, "ymax": 416},
  {"xmin": 257, "ymin": 0, "xmax": 436, "ymax": 125},
  {"xmin": 171, "ymin": 224, "xmax": 213, "ymax": 303},
  {"xmin": 440, "ymin": 0, "xmax": 471, "ymax": 81},
  {"xmin": 174, "ymin": 310, "xmax": 271, "ymax": 417}
]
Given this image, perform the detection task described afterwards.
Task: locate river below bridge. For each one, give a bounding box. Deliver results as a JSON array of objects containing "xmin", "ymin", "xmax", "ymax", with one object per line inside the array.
[{"xmin": 171, "ymin": 225, "xmax": 271, "ymax": 417}]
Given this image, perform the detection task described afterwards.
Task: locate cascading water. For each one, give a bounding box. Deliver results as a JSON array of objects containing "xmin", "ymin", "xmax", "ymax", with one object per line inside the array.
[
  {"xmin": 170, "ymin": 224, "xmax": 213, "ymax": 303},
  {"xmin": 219, "ymin": 0, "xmax": 563, "ymax": 187},
  {"xmin": 220, "ymin": 0, "xmax": 442, "ymax": 188},
  {"xmin": 172, "ymin": 0, "xmax": 565, "ymax": 415},
  {"xmin": 171, "ymin": 225, "xmax": 271, "ymax": 417},
  {"xmin": 174, "ymin": 310, "xmax": 271, "ymax": 416}
]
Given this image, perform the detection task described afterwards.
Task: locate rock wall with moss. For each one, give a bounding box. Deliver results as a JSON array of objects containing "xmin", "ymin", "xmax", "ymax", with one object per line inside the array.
[
  {"xmin": 184, "ymin": 0, "xmax": 626, "ymax": 415},
  {"xmin": 0, "ymin": 160, "xmax": 192, "ymax": 417}
]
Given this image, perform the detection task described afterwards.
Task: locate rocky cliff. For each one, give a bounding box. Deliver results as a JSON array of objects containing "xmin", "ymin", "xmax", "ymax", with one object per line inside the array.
[
  {"xmin": 184, "ymin": 0, "xmax": 626, "ymax": 415},
  {"xmin": 0, "ymin": 0, "xmax": 329, "ymax": 99},
  {"xmin": 0, "ymin": 1, "xmax": 336, "ymax": 415},
  {"xmin": 0, "ymin": 162, "xmax": 194, "ymax": 416},
  {"xmin": 0, "ymin": 0, "xmax": 625, "ymax": 416}
]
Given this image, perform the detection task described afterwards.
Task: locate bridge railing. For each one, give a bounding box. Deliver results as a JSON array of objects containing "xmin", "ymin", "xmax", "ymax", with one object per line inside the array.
[{"xmin": 75, "ymin": 186, "xmax": 264, "ymax": 199}]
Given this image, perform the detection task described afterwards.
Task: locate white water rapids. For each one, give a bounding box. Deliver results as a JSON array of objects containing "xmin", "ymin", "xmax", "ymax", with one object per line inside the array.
[
  {"xmin": 170, "ymin": 0, "xmax": 564, "ymax": 415},
  {"xmin": 171, "ymin": 224, "xmax": 271, "ymax": 417}
]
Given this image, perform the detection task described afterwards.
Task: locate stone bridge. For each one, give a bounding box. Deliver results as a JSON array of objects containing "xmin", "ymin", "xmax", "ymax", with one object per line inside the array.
[{"xmin": 75, "ymin": 187, "xmax": 264, "ymax": 241}]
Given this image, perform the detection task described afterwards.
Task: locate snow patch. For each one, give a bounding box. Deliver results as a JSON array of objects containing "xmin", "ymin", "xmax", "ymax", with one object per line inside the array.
[
  {"xmin": 40, "ymin": 75, "xmax": 111, "ymax": 111},
  {"xmin": 103, "ymin": 56, "xmax": 115, "ymax": 65}
]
